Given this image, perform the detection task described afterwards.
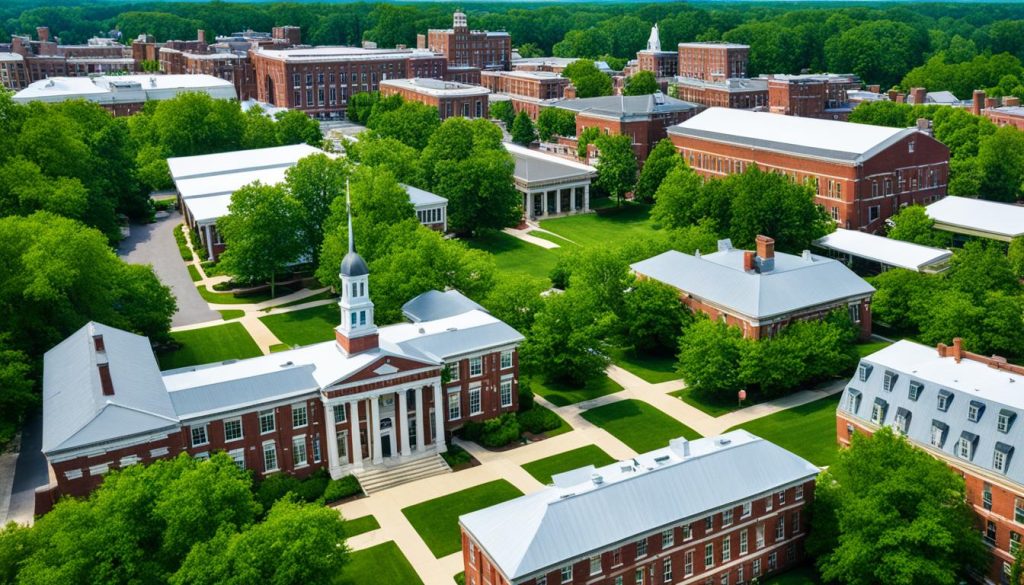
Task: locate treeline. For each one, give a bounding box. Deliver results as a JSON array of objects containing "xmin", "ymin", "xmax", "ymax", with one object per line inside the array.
[{"xmin": 6, "ymin": 3, "xmax": 1024, "ymax": 88}]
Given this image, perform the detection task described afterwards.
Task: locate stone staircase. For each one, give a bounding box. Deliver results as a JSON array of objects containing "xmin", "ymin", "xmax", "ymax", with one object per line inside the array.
[{"xmin": 354, "ymin": 454, "xmax": 452, "ymax": 494}]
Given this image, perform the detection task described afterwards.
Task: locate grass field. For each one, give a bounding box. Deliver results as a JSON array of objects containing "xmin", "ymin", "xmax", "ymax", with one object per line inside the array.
[
  {"xmin": 607, "ymin": 347, "xmax": 680, "ymax": 384},
  {"xmin": 539, "ymin": 204, "xmax": 657, "ymax": 248},
  {"xmin": 530, "ymin": 375, "xmax": 623, "ymax": 407},
  {"xmin": 335, "ymin": 541, "xmax": 423, "ymax": 585},
  {"xmin": 465, "ymin": 231, "xmax": 561, "ymax": 283},
  {"xmin": 187, "ymin": 264, "xmax": 202, "ymax": 282},
  {"xmin": 344, "ymin": 515, "xmax": 380, "ymax": 537},
  {"xmin": 857, "ymin": 340, "xmax": 892, "ymax": 357},
  {"xmin": 218, "ymin": 309, "xmax": 245, "ymax": 321},
  {"xmin": 158, "ymin": 322, "xmax": 262, "ymax": 370},
  {"xmin": 196, "ymin": 284, "xmax": 278, "ymax": 305},
  {"xmin": 265, "ymin": 289, "xmax": 337, "ymax": 311},
  {"xmin": 260, "ymin": 304, "xmax": 338, "ymax": 347},
  {"xmin": 402, "ymin": 480, "xmax": 523, "ymax": 558},
  {"xmin": 763, "ymin": 565, "xmax": 820, "ymax": 584},
  {"xmin": 582, "ymin": 399, "xmax": 701, "ymax": 453},
  {"xmin": 522, "ymin": 445, "xmax": 616, "ymax": 485},
  {"xmin": 726, "ymin": 394, "xmax": 841, "ymax": 467},
  {"xmin": 671, "ymin": 387, "xmax": 767, "ymax": 418}
]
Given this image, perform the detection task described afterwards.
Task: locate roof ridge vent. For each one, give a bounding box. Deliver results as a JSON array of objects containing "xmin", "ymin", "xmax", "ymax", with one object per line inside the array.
[
  {"xmin": 801, "ymin": 250, "xmax": 813, "ymax": 261},
  {"xmin": 591, "ymin": 473, "xmax": 604, "ymax": 486},
  {"xmin": 279, "ymin": 360, "xmax": 294, "ymax": 368}
]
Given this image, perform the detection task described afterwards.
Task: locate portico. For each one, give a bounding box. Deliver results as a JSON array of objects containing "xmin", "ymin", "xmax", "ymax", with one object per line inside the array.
[{"xmin": 505, "ymin": 142, "xmax": 597, "ymax": 220}]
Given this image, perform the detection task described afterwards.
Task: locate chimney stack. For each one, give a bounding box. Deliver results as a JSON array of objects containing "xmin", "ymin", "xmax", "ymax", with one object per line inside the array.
[
  {"xmin": 972, "ymin": 90, "xmax": 985, "ymax": 116},
  {"xmin": 197, "ymin": 29, "xmax": 206, "ymax": 44},
  {"xmin": 916, "ymin": 118, "xmax": 932, "ymax": 135},
  {"xmin": 910, "ymin": 87, "xmax": 926, "ymax": 105},
  {"xmin": 985, "ymin": 97, "xmax": 999, "ymax": 109},
  {"xmin": 743, "ymin": 250, "xmax": 755, "ymax": 272},
  {"xmin": 36, "ymin": 26, "xmax": 50, "ymax": 43},
  {"xmin": 755, "ymin": 235, "xmax": 775, "ymax": 272},
  {"xmin": 887, "ymin": 89, "xmax": 899, "ymax": 101},
  {"xmin": 868, "ymin": 84, "xmax": 881, "ymax": 94},
  {"xmin": 952, "ymin": 337, "xmax": 963, "ymax": 363},
  {"xmin": 1004, "ymin": 96, "xmax": 1021, "ymax": 107}
]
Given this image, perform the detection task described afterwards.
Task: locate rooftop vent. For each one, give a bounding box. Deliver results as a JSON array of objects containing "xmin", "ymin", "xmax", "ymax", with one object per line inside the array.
[
  {"xmin": 717, "ymin": 238, "xmax": 733, "ymax": 252},
  {"xmin": 591, "ymin": 473, "xmax": 604, "ymax": 485},
  {"xmin": 418, "ymin": 328, "xmax": 425, "ymax": 334},
  {"xmin": 801, "ymin": 250, "xmax": 813, "ymax": 262},
  {"xmin": 98, "ymin": 363, "xmax": 114, "ymax": 396},
  {"xmin": 654, "ymin": 455, "xmax": 671, "ymax": 465},
  {"xmin": 717, "ymin": 438, "xmax": 732, "ymax": 447},
  {"xmin": 279, "ymin": 361, "xmax": 294, "ymax": 368},
  {"xmin": 92, "ymin": 334, "xmax": 105, "ymax": 353}
]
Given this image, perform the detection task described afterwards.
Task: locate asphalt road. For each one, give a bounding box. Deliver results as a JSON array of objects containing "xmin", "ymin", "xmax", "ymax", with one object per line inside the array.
[{"xmin": 4, "ymin": 414, "xmax": 46, "ymax": 524}]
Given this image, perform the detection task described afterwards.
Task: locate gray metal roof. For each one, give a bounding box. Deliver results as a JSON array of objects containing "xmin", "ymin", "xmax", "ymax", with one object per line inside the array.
[
  {"xmin": 402, "ymin": 290, "xmax": 486, "ymax": 323},
  {"xmin": 840, "ymin": 340, "xmax": 1024, "ymax": 486},
  {"xmin": 168, "ymin": 365, "xmax": 319, "ymax": 419},
  {"xmin": 460, "ymin": 430, "xmax": 819, "ymax": 581},
  {"xmin": 505, "ymin": 143, "xmax": 596, "ymax": 188},
  {"xmin": 395, "ymin": 320, "xmax": 523, "ymax": 362},
  {"xmin": 340, "ymin": 251, "xmax": 369, "ymax": 277},
  {"xmin": 631, "ymin": 247, "xmax": 874, "ymax": 321},
  {"xmin": 43, "ymin": 322, "xmax": 178, "ymax": 454},
  {"xmin": 553, "ymin": 93, "xmax": 699, "ymax": 121}
]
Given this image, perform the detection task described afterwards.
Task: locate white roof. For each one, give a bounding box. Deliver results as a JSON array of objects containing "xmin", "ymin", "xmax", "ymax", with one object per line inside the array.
[
  {"xmin": 460, "ymin": 430, "xmax": 818, "ymax": 581},
  {"xmin": 814, "ymin": 229, "xmax": 952, "ymax": 272},
  {"xmin": 0, "ymin": 52, "xmax": 25, "ymax": 62},
  {"xmin": 631, "ymin": 246, "xmax": 874, "ymax": 321},
  {"xmin": 403, "ymin": 184, "xmax": 447, "ymax": 208},
  {"xmin": 669, "ymin": 107, "xmax": 915, "ymax": 163},
  {"xmin": 380, "ymin": 77, "xmax": 490, "ymax": 97},
  {"xmin": 926, "ymin": 196, "xmax": 1024, "ymax": 241},
  {"xmin": 13, "ymin": 74, "xmax": 236, "ymax": 105},
  {"xmin": 184, "ymin": 194, "xmax": 233, "ymax": 225},
  {"xmin": 504, "ymin": 143, "xmax": 596, "ymax": 186},
  {"xmin": 255, "ymin": 46, "xmax": 439, "ymax": 63},
  {"xmin": 177, "ymin": 166, "xmax": 290, "ymax": 200},
  {"xmin": 167, "ymin": 143, "xmax": 324, "ymax": 181}
]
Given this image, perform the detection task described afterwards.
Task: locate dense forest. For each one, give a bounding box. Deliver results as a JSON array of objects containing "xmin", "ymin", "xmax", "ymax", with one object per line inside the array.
[{"xmin": 5, "ymin": 2, "xmax": 1024, "ymax": 89}]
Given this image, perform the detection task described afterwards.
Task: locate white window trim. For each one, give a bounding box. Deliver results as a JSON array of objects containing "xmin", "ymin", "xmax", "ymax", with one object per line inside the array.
[
  {"xmin": 292, "ymin": 403, "xmax": 309, "ymax": 428},
  {"xmin": 224, "ymin": 417, "xmax": 243, "ymax": 442},
  {"xmin": 191, "ymin": 424, "xmax": 209, "ymax": 447},
  {"xmin": 292, "ymin": 435, "xmax": 309, "ymax": 468},
  {"xmin": 263, "ymin": 441, "xmax": 279, "ymax": 473}
]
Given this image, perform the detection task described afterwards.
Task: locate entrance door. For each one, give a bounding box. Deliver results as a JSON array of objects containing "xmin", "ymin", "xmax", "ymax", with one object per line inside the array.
[
  {"xmin": 337, "ymin": 431, "xmax": 349, "ymax": 466},
  {"xmin": 381, "ymin": 418, "xmax": 393, "ymax": 458},
  {"xmin": 409, "ymin": 416, "xmax": 417, "ymax": 452}
]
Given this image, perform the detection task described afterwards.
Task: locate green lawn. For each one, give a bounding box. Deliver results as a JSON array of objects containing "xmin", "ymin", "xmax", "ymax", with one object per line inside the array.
[
  {"xmin": 260, "ymin": 304, "xmax": 338, "ymax": 347},
  {"xmin": 187, "ymin": 264, "xmax": 202, "ymax": 282},
  {"xmin": 265, "ymin": 289, "xmax": 337, "ymax": 311},
  {"xmin": 531, "ymin": 404, "xmax": 572, "ymax": 437},
  {"xmin": 465, "ymin": 231, "xmax": 561, "ymax": 283},
  {"xmin": 671, "ymin": 387, "xmax": 765, "ymax": 418},
  {"xmin": 218, "ymin": 309, "xmax": 245, "ymax": 321},
  {"xmin": 344, "ymin": 514, "xmax": 380, "ymax": 537},
  {"xmin": 269, "ymin": 343, "xmax": 293, "ymax": 353},
  {"xmin": 522, "ymin": 445, "xmax": 616, "ymax": 485},
  {"xmin": 196, "ymin": 284, "xmax": 278, "ymax": 305},
  {"xmin": 158, "ymin": 322, "xmax": 262, "ymax": 370},
  {"xmin": 539, "ymin": 204, "xmax": 657, "ymax": 247},
  {"xmin": 530, "ymin": 375, "xmax": 623, "ymax": 407},
  {"xmin": 763, "ymin": 565, "xmax": 821, "ymax": 584},
  {"xmin": 607, "ymin": 347, "xmax": 680, "ymax": 384},
  {"xmin": 726, "ymin": 394, "xmax": 841, "ymax": 467},
  {"xmin": 857, "ymin": 340, "xmax": 892, "ymax": 358},
  {"xmin": 335, "ymin": 541, "xmax": 423, "ymax": 585},
  {"xmin": 401, "ymin": 480, "xmax": 523, "ymax": 558},
  {"xmin": 582, "ymin": 399, "xmax": 701, "ymax": 453}
]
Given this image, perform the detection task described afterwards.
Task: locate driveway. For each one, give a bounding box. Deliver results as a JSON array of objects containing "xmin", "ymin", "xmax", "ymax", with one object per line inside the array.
[
  {"xmin": 3, "ymin": 414, "xmax": 47, "ymax": 524},
  {"xmin": 118, "ymin": 210, "xmax": 219, "ymax": 327}
]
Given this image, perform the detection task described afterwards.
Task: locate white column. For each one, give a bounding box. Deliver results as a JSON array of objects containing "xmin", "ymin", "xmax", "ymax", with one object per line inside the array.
[
  {"xmin": 398, "ymin": 389, "xmax": 411, "ymax": 457},
  {"xmin": 554, "ymin": 189, "xmax": 561, "ymax": 215},
  {"xmin": 350, "ymin": 401, "xmax": 363, "ymax": 470},
  {"xmin": 370, "ymin": 396, "xmax": 383, "ymax": 464},
  {"xmin": 414, "ymin": 386, "xmax": 425, "ymax": 452},
  {"xmin": 541, "ymin": 191, "xmax": 548, "ymax": 216},
  {"xmin": 584, "ymin": 184, "xmax": 591, "ymax": 212},
  {"xmin": 204, "ymin": 224, "xmax": 214, "ymax": 259},
  {"xmin": 432, "ymin": 384, "xmax": 447, "ymax": 453},
  {"xmin": 323, "ymin": 399, "xmax": 342, "ymax": 479}
]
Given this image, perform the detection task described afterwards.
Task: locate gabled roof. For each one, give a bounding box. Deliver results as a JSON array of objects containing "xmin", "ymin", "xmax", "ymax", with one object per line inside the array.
[
  {"xmin": 505, "ymin": 143, "xmax": 596, "ymax": 187},
  {"xmin": 553, "ymin": 93, "xmax": 699, "ymax": 121},
  {"xmin": 167, "ymin": 143, "xmax": 324, "ymax": 182},
  {"xmin": 668, "ymin": 107, "xmax": 919, "ymax": 164},
  {"xmin": 631, "ymin": 247, "xmax": 874, "ymax": 321},
  {"xmin": 43, "ymin": 322, "xmax": 177, "ymax": 454},
  {"xmin": 402, "ymin": 290, "xmax": 485, "ymax": 323},
  {"xmin": 460, "ymin": 431, "xmax": 818, "ymax": 581},
  {"xmin": 814, "ymin": 229, "xmax": 952, "ymax": 272}
]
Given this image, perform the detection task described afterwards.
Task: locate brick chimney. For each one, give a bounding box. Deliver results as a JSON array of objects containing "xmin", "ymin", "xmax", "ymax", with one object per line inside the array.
[
  {"xmin": 563, "ymin": 85, "xmax": 576, "ymax": 99},
  {"xmin": 910, "ymin": 87, "xmax": 926, "ymax": 105},
  {"xmin": 952, "ymin": 337, "xmax": 963, "ymax": 363},
  {"xmin": 1004, "ymin": 96, "xmax": 1021, "ymax": 107},
  {"xmin": 755, "ymin": 235, "xmax": 775, "ymax": 273},
  {"xmin": 868, "ymin": 84, "xmax": 880, "ymax": 94},
  {"xmin": 972, "ymin": 90, "xmax": 985, "ymax": 116},
  {"xmin": 985, "ymin": 97, "xmax": 999, "ymax": 109},
  {"xmin": 916, "ymin": 118, "xmax": 933, "ymax": 136},
  {"xmin": 36, "ymin": 26, "xmax": 49, "ymax": 43},
  {"xmin": 887, "ymin": 89, "xmax": 899, "ymax": 101},
  {"xmin": 743, "ymin": 250, "xmax": 755, "ymax": 272},
  {"xmin": 197, "ymin": 29, "xmax": 206, "ymax": 44}
]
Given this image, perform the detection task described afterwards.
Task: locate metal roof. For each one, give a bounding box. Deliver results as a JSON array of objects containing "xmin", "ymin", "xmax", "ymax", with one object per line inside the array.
[
  {"xmin": 840, "ymin": 340, "xmax": 1024, "ymax": 487},
  {"xmin": 631, "ymin": 246, "xmax": 874, "ymax": 321},
  {"xmin": 168, "ymin": 365, "xmax": 318, "ymax": 419},
  {"xmin": 925, "ymin": 196, "xmax": 1024, "ymax": 241},
  {"xmin": 553, "ymin": 93, "xmax": 699, "ymax": 121},
  {"xmin": 668, "ymin": 107, "xmax": 917, "ymax": 164},
  {"xmin": 380, "ymin": 77, "xmax": 490, "ymax": 97},
  {"xmin": 813, "ymin": 229, "xmax": 952, "ymax": 272},
  {"xmin": 460, "ymin": 430, "xmax": 819, "ymax": 581},
  {"xmin": 43, "ymin": 322, "xmax": 178, "ymax": 455},
  {"xmin": 402, "ymin": 290, "xmax": 486, "ymax": 323},
  {"xmin": 402, "ymin": 184, "xmax": 448, "ymax": 208},
  {"xmin": 167, "ymin": 144, "xmax": 324, "ymax": 182},
  {"xmin": 14, "ymin": 74, "xmax": 236, "ymax": 105},
  {"xmin": 505, "ymin": 143, "xmax": 596, "ymax": 188}
]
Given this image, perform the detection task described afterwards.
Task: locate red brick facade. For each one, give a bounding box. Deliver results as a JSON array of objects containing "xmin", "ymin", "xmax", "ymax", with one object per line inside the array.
[
  {"xmin": 671, "ymin": 81, "xmax": 767, "ymax": 110},
  {"xmin": 576, "ymin": 109, "xmax": 699, "ymax": 163},
  {"xmin": 379, "ymin": 79, "xmax": 490, "ymax": 120},
  {"xmin": 637, "ymin": 51, "xmax": 678, "ymax": 78},
  {"xmin": 678, "ymin": 43, "xmax": 748, "ymax": 82},
  {"xmin": 422, "ymin": 13, "xmax": 511, "ymax": 72}
]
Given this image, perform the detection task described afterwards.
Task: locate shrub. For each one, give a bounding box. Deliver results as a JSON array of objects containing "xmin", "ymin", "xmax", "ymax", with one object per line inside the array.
[
  {"xmin": 172, "ymin": 224, "xmax": 193, "ymax": 262},
  {"xmin": 323, "ymin": 475, "xmax": 362, "ymax": 503},
  {"xmin": 441, "ymin": 443, "xmax": 473, "ymax": 468},
  {"xmin": 479, "ymin": 413, "xmax": 521, "ymax": 448},
  {"xmin": 255, "ymin": 473, "xmax": 302, "ymax": 512},
  {"xmin": 517, "ymin": 406, "xmax": 562, "ymax": 435},
  {"xmin": 518, "ymin": 381, "xmax": 534, "ymax": 413},
  {"xmin": 293, "ymin": 468, "xmax": 330, "ymax": 502}
]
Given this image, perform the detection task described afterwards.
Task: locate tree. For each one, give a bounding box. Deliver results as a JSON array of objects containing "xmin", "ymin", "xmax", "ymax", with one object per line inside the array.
[
  {"xmin": 676, "ymin": 317, "xmax": 745, "ymax": 398},
  {"xmin": 886, "ymin": 205, "xmax": 951, "ymax": 247},
  {"xmin": 482, "ymin": 277, "xmax": 548, "ymax": 334},
  {"xmin": 726, "ymin": 166, "xmax": 833, "ymax": 252},
  {"xmin": 665, "ymin": 219, "xmax": 721, "ymax": 255},
  {"xmin": 621, "ymin": 279, "xmax": 690, "ymax": 353},
  {"xmin": 0, "ymin": 335, "xmax": 35, "ymax": 443},
  {"xmin": 347, "ymin": 91, "xmax": 379, "ymax": 125},
  {"xmin": 651, "ymin": 160, "xmax": 706, "ymax": 229},
  {"xmin": 346, "ymin": 135, "xmax": 421, "ymax": 185},
  {"xmin": 977, "ymin": 125, "xmax": 1024, "ymax": 202},
  {"xmin": 524, "ymin": 287, "xmax": 611, "ymax": 385},
  {"xmin": 146, "ymin": 92, "xmax": 245, "ymax": 157},
  {"xmin": 274, "ymin": 110, "xmax": 323, "ymax": 146},
  {"xmin": 510, "ymin": 110, "xmax": 537, "ymax": 146},
  {"xmin": 217, "ymin": 183, "xmax": 306, "ymax": 297},
  {"xmin": 536, "ymin": 108, "xmax": 576, "ymax": 142},
  {"xmin": 824, "ymin": 20, "xmax": 928, "ymax": 89},
  {"xmin": 634, "ymin": 139, "xmax": 679, "ymax": 203},
  {"xmin": 517, "ymin": 43, "xmax": 544, "ymax": 58},
  {"xmin": 489, "ymin": 100, "xmax": 515, "ymax": 128},
  {"xmin": 808, "ymin": 428, "xmax": 987, "ymax": 585},
  {"xmin": 623, "ymin": 71, "xmax": 659, "ymax": 96},
  {"xmin": 434, "ymin": 149, "xmax": 520, "ymax": 235},
  {"xmin": 419, "ymin": 117, "xmax": 504, "ymax": 189},
  {"xmin": 241, "ymin": 106, "xmax": 280, "ymax": 150},
  {"xmin": 867, "ymin": 268, "xmax": 934, "ymax": 333},
  {"xmin": 946, "ymin": 240, "xmax": 1020, "ymax": 301},
  {"xmin": 562, "ymin": 59, "xmax": 613, "ymax": 98},
  {"xmin": 1009, "ymin": 237, "xmax": 1024, "ymax": 279},
  {"xmin": 285, "ymin": 154, "xmax": 351, "ymax": 265},
  {"xmin": 594, "ymin": 134, "xmax": 637, "ymax": 206},
  {"xmin": 368, "ymin": 101, "xmax": 440, "ymax": 150},
  {"xmin": 576, "ymin": 126, "xmax": 601, "ymax": 159}
]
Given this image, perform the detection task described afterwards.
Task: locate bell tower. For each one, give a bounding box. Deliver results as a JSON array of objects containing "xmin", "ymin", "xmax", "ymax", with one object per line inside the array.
[{"xmin": 335, "ymin": 181, "xmax": 378, "ymax": 354}]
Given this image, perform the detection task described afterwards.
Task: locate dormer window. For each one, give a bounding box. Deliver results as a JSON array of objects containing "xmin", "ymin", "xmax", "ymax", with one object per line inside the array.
[
  {"xmin": 969, "ymin": 400, "xmax": 985, "ymax": 423},
  {"xmin": 930, "ymin": 420, "xmax": 948, "ymax": 448},
  {"xmin": 999, "ymin": 409, "xmax": 1016, "ymax": 433},
  {"xmin": 995, "ymin": 443, "xmax": 1014, "ymax": 474},
  {"xmin": 857, "ymin": 363, "xmax": 872, "ymax": 382},
  {"xmin": 893, "ymin": 408, "xmax": 911, "ymax": 435},
  {"xmin": 882, "ymin": 370, "xmax": 898, "ymax": 392},
  {"xmin": 845, "ymin": 389, "xmax": 861, "ymax": 414},
  {"xmin": 908, "ymin": 381, "xmax": 923, "ymax": 401},
  {"xmin": 871, "ymin": 398, "xmax": 888, "ymax": 425},
  {"xmin": 937, "ymin": 389, "xmax": 953, "ymax": 412},
  {"xmin": 957, "ymin": 431, "xmax": 978, "ymax": 461}
]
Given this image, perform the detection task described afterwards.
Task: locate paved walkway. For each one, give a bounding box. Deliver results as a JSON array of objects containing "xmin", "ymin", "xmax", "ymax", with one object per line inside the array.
[
  {"xmin": 118, "ymin": 211, "xmax": 220, "ymax": 327},
  {"xmin": 502, "ymin": 227, "xmax": 563, "ymax": 249},
  {"xmin": 3, "ymin": 414, "xmax": 47, "ymax": 525}
]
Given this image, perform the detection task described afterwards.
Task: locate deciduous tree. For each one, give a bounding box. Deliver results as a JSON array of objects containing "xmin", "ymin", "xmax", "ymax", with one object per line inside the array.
[
  {"xmin": 594, "ymin": 134, "xmax": 637, "ymax": 206},
  {"xmin": 622, "ymin": 71, "xmax": 659, "ymax": 96},
  {"xmin": 510, "ymin": 110, "xmax": 537, "ymax": 146},
  {"xmin": 634, "ymin": 138, "xmax": 679, "ymax": 203},
  {"xmin": 536, "ymin": 108, "xmax": 576, "ymax": 142},
  {"xmin": 885, "ymin": 204, "xmax": 951, "ymax": 248}
]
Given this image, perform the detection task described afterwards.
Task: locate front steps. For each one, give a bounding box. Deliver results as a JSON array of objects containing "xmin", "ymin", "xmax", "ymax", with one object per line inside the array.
[{"xmin": 354, "ymin": 453, "xmax": 451, "ymax": 494}]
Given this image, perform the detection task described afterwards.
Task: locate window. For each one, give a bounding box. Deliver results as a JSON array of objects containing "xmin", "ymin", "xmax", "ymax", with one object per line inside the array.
[
  {"xmin": 637, "ymin": 537, "xmax": 648, "ymax": 558},
  {"xmin": 1013, "ymin": 531, "xmax": 1022, "ymax": 555},
  {"xmin": 228, "ymin": 448, "xmax": 244, "ymax": 469},
  {"xmin": 684, "ymin": 550, "xmax": 694, "ymax": 576},
  {"xmin": 333, "ymin": 404, "xmax": 347, "ymax": 423},
  {"xmin": 683, "ymin": 523, "xmax": 693, "ymax": 540},
  {"xmin": 589, "ymin": 554, "xmax": 601, "ymax": 576},
  {"xmin": 858, "ymin": 363, "xmax": 872, "ymax": 382},
  {"xmin": 957, "ymin": 434, "xmax": 975, "ymax": 460},
  {"xmin": 305, "ymin": 73, "xmax": 312, "ymax": 86},
  {"xmin": 469, "ymin": 386, "xmax": 482, "ymax": 415},
  {"xmin": 868, "ymin": 206, "xmax": 880, "ymax": 222},
  {"xmin": 738, "ymin": 565, "xmax": 744, "ymax": 584},
  {"xmin": 662, "ymin": 528, "xmax": 674, "ymax": 548},
  {"xmin": 796, "ymin": 485, "xmax": 804, "ymax": 501},
  {"xmin": 995, "ymin": 443, "xmax": 1014, "ymax": 474},
  {"xmin": 882, "ymin": 370, "xmax": 898, "ymax": 392},
  {"xmin": 969, "ymin": 401, "xmax": 985, "ymax": 422},
  {"xmin": 722, "ymin": 536, "xmax": 731, "ymax": 562},
  {"xmin": 224, "ymin": 418, "xmax": 242, "ymax": 442},
  {"xmin": 634, "ymin": 568, "xmax": 643, "ymax": 585},
  {"xmin": 768, "ymin": 552, "xmax": 777, "ymax": 571},
  {"xmin": 742, "ymin": 501, "xmax": 752, "ymax": 517},
  {"xmin": 705, "ymin": 516, "xmax": 714, "ymax": 531},
  {"xmin": 538, "ymin": 577, "xmax": 547, "ymax": 585},
  {"xmin": 1016, "ymin": 497, "xmax": 1024, "ymax": 524},
  {"xmin": 999, "ymin": 409, "xmax": 1016, "ymax": 433},
  {"xmin": 263, "ymin": 442, "xmax": 278, "ymax": 472},
  {"xmin": 293, "ymin": 436, "xmax": 308, "ymax": 467},
  {"xmin": 560, "ymin": 565, "xmax": 572, "ymax": 583},
  {"xmin": 723, "ymin": 509, "xmax": 733, "ymax": 526},
  {"xmin": 500, "ymin": 350, "xmax": 513, "ymax": 369},
  {"xmin": 663, "ymin": 558, "xmax": 673, "ymax": 582},
  {"xmin": 756, "ymin": 524, "xmax": 765, "ymax": 549},
  {"xmin": 469, "ymin": 356, "xmax": 483, "ymax": 377},
  {"xmin": 908, "ymin": 381, "xmax": 923, "ymax": 401},
  {"xmin": 753, "ymin": 559, "xmax": 761, "ymax": 577},
  {"xmin": 191, "ymin": 424, "xmax": 209, "ymax": 447},
  {"xmin": 312, "ymin": 436, "xmax": 321, "ymax": 463},
  {"xmin": 449, "ymin": 362, "xmax": 460, "ymax": 382},
  {"xmin": 849, "ymin": 303, "xmax": 861, "ymax": 323},
  {"xmin": 705, "ymin": 543, "xmax": 714, "ymax": 568},
  {"xmin": 120, "ymin": 455, "xmax": 140, "ymax": 467},
  {"xmin": 740, "ymin": 529, "xmax": 748, "ymax": 555},
  {"xmin": 893, "ymin": 408, "xmax": 911, "ymax": 435},
  {"xmin": 793, "ymin": 510, "xmax": 801, "ymax": 533},
  {"xmin": 612, "ymin": 548, "xmax": 621, "ymax": 566},
  {"xmin": 986, "ymin": 520, "xmax": 997, "ymax": 545},
  {"xmin": 870, "ymin": 398, "xmax": 888, "ymax": 425},
  {"xmin": 937, "ymin": 390, "xmax": 953, "ymax": 412},
  {"xmin": 930, "ymin": 421, "xmax": 948, "ymax": 448},
  {"xmin": 776, "ymin": 516, "xmax": 785, "ymax": 541},
  {"xmin": 292, "ymin": 404, "xmax": 308, "ymax": 428},
  {"xmin": 500, "ymin": 379, "xmax": 513, "ymax": 408},
  {"xmin": 846, "ymin": 390, "xmax": 862, "ymax": 414},
  {"xmin": 984, "ymin": 482, "xmax": 993, "ymax": 510},
  {"xmin": 765, "ymin": 495, "xmax": 773, "ymax": 512},
  {"xmin": 908, "ymin": 140, "xmax": 915, "ymax": 153},
  {"xmin": 259, "ymin": 409, "xmax": 275, "ymax": 434},
  {"xmin": 447, "ymin": 391, "xmax": 461, "ymax": 421},
  {"xmin": 778, "ymin": 489, "xmax": 786, "ymax": 505}
]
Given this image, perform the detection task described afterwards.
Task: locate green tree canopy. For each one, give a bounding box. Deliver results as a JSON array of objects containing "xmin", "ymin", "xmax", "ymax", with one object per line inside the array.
[
  {"xmin": 634, "ymin": 139, "xmax": 679, "ymax": 203},
  {"xmin": 621, "ymin": 279, "xmax": 690, "ymax": 353},
  {"xmin": 562, "ymin": 59, "xmax": 613, "ymax": 98},
  {"xmin": 594, "ymin": 134, "xmax": 637, "ymax": 206},
  {"xmin": 885, "ymin": 205, "xmax": 951, "ymax": 248},
  {"xmin": 489, "ymin": 100, "xmax": 515, "ymax": 128},
  {"xmin": 285, "ymin": 154, "xmax": 352, "ymax": 265},
  {"xmin": 510, "ymin": 110, "xmax": 537, "ymax": 146},
  {"xmin": 524, "ymin": 286, "xmax": 612, "ymax": 385},
  {"xmin": 536, "ymin": 108, "xmax": 576, "ymax": 142},
  {"xmin": 622, "ymin": 71, "xmax": 659, "ymax": 96}
]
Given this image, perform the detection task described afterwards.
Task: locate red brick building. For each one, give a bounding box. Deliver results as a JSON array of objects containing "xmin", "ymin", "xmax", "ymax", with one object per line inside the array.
[
  {"xmin": 838, "ymin": 339, "xmax": 1024, "ymax": 585},
  {"xmin": 380, "ymin": 77, "xmax": 490, "ymax": 120},
  {"xmin": 460, "ymin": 431, "xmax": 819, "ymax": 585},
  {"xmin": 3, "ymin": 27, "xmax": 135, "ymax": 88},
  {"xmin": 251, "ymin": 45, "xmax": 448, "ymax": 118},
  {"xmin": 38, "ymin": 243, "xmax": 523, "ymax": 515},
  {"xmin": 632, "ymin": 236, "xmax": 874, "ymax": 340},
  {"xmin": 678, "ymin": 42, "xmax": 749, "ymax": 82},
  {"xmin": 481, "ymin": 70, "xmax": 569, "ymax": 119},
  {"xmin": 669, "ymin": 107, "xmax": 950, "ymax": 232},
  {"xmin": 670, "ymin": 76, "xmax": 768, "ymax": 110},
  {"xmin": 419, "ymin": 11, "xmax": 511, "ymax": 75},
  {"xmin": 764, "ymin": 74, "xmax": 861, "ymax": 120},
  {"xmin": 635, "ymin": 24, "xmax": 678, "ymax": 79}
]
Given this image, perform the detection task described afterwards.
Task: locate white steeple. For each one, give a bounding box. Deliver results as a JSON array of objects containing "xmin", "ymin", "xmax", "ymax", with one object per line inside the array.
[
  {"xmin": 647, "ymin": 23, "xmax": 662, "ymax": 52},
  {"xmin": 336, "ymin": 180, "xmax": 377, "ymax": 351}
]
